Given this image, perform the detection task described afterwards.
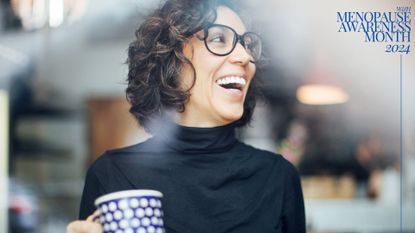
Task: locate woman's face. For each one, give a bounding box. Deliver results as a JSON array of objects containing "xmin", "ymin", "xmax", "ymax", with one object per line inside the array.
[{"xmin": 179, "ymin": 6, "xmax": 256, "ymax": 127}]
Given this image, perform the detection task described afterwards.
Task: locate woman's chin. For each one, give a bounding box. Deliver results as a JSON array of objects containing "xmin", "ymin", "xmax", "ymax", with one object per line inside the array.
[{"xmin": 218, "ymin": 109, "xmax": 243, "ymax": 124}]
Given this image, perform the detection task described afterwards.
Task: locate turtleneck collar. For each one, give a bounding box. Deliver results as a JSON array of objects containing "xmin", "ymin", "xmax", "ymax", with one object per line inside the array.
[{"xmin": 153, "ymin": 121, "xmax": 237, "ymax": 154}]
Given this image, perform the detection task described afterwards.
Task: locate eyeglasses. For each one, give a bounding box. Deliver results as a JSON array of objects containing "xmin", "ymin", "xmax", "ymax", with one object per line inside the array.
[{"xmin": 198, "ymin": 24, "xmax": 262, "ymax": 63}]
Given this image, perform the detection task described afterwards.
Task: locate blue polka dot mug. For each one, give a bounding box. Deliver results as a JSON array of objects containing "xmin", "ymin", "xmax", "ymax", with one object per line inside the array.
[{"xmin": 95, "ymin": 190, "xmax": 165, "ymax": 233}]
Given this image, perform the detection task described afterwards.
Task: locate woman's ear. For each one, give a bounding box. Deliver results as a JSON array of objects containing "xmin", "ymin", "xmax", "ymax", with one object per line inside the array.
[{"xmin": 182, "ymin": 39, "xmax": 195, "ymax": 61}]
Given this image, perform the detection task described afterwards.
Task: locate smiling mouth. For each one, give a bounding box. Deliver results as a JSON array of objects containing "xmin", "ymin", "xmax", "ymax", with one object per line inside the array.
[{"xmin": 215, "ymin": 76, "xmax": 246, "ymax": 92}]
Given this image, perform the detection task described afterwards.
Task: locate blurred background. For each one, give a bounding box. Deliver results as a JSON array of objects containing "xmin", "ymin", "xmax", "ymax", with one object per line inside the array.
[{"xmin": 0, "ymin": 0, "xmax": 414, "ymax": 232}]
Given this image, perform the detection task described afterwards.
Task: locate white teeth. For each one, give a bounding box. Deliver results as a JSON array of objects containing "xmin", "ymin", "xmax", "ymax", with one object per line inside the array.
[{"xmin": 216, "ymin": 76, "xmax": 246, "ymax": 86}]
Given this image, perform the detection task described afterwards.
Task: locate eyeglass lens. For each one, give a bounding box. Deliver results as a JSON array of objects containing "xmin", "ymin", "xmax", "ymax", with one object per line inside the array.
[{"xmin": 204, "ymin": 25, "xmax": 261, "ymax": 62}]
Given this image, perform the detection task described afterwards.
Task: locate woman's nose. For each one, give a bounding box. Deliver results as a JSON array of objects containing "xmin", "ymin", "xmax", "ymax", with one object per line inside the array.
[{"xmin": 228, "ymin": 42, "xmax": 252, "ymax": 65}]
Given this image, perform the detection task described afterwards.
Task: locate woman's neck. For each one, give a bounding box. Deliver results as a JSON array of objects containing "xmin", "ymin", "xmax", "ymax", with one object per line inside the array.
[
  {"xmin": 177, "ymin": 112, "xmax": 233, "ymax": 128},
  {"xmin": 153, "ymin": 119, "xmax": 237, "ymax": 154}
]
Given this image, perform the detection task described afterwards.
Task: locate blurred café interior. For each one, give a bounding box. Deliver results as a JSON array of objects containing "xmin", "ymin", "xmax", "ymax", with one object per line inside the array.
[{"xmin": 0, "ymin": 0, "xmax": 415, "ymax": 232}]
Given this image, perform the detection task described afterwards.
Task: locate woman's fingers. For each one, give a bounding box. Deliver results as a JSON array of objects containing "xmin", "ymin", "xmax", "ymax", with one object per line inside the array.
[
  {"xmin": 66, "ymin": 220, "xmax": 102, "ymax": 233},
  {"xmin": 86, "ymin": 210, "xmax": 101, "ymax": 223},
  {"xmin": 67, "ymin": 211, "xmax": 102, "ymax": 233}
]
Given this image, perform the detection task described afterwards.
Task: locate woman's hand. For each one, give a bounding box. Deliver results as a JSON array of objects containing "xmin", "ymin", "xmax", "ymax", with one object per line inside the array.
[{"xmin": 66, "ymin": 211, "xmax": 102, "ymax": 233}]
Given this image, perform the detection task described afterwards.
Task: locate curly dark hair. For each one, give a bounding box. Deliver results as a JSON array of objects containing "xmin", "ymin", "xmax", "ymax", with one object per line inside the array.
[{"xmin": 126, "ymin": 0, "xmax": 263, "ymax": 133}]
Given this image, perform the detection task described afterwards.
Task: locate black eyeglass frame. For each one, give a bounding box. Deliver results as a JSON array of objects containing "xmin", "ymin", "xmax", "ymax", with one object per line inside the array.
[{"xmin": 199, "ymin": 23, "xmax": 262, "ymax": 63}]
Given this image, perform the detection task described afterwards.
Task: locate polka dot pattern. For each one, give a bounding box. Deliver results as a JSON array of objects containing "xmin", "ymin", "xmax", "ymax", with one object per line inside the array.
[{"xmin": 97, "ymin": 196, "xmax": 165, "ymax": 233}]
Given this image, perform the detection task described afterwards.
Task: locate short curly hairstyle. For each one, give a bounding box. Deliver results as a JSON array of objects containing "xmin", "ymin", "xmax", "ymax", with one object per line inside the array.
[{"xmin": 126, "ymin": 0, "xmax": 262, "ymax": 133}]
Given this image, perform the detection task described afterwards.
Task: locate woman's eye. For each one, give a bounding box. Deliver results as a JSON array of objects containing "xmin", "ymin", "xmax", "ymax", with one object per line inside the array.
[{"xmin": 209, "ymin": 34, "xmax": 225, "ymax": 43}]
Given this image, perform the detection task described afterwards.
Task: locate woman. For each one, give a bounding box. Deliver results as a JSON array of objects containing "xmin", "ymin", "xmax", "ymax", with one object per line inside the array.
[{"xmin": 67, "ymin": 0, "xmax": 305, "ymax": 232}]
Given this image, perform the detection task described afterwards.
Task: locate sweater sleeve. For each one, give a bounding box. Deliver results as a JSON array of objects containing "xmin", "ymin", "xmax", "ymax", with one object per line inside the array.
[
  {"xmin": 78, "ymin": 161, "xmax": 106, "ymax": 220},
  {"xmin": 281, "ymin": 161, "xmax": 306, "ymax": 233}
]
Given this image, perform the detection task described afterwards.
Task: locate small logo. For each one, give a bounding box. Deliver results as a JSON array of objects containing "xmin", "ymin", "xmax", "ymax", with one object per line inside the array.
[{"xmin": 337, "ymin": 7, "xmax": 412, "ymax": 54}]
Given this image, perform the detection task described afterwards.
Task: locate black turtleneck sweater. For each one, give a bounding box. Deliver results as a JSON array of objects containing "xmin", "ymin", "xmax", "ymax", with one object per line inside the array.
[{"xmin": 79, "ymin": 123, "xmax": 305, "ymax": 233}]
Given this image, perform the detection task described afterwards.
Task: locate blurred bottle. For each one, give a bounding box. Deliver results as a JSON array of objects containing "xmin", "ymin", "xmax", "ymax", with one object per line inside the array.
[{"xmin": 9, "ymin": 179, "xmax": 38, "ymax": 233}]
